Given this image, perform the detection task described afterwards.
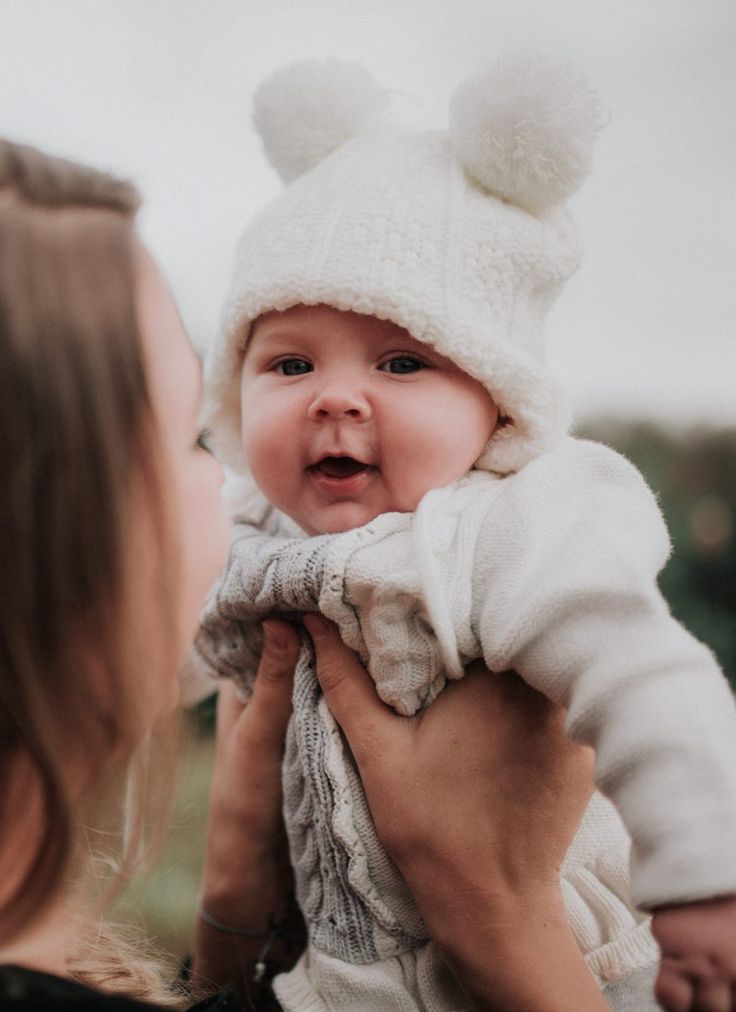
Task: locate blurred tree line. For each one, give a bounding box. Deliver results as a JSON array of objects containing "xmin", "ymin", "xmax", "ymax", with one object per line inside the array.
[{"xmin": 579, "ymin": 420, "xmax": 736, "ymax": 688}]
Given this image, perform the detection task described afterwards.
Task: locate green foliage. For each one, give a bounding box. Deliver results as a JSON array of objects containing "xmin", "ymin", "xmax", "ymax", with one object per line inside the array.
[{"xmin": 579, "ymin": 420, "xmax": 736, "ymax": 687}]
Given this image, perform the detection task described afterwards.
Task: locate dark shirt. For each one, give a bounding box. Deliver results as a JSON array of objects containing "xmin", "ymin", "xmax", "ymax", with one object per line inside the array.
[{"xmin": 0, "ymin": 965, "xmax": 244, "ymax": 1011}]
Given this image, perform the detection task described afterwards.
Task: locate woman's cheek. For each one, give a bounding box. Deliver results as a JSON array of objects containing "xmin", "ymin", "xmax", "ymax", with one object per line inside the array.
[
  {"xmin": 202, "ymin": 462, "xmax": 229, "ymax": 582},
  {"xmin": 181, "ymin": 459, "xmax": 228, "ymax": 625}
]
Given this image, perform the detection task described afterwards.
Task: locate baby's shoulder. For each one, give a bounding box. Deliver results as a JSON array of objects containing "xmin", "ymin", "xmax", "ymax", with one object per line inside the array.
[
  {"xmin": 503, "ymin": 436, "xmax": 655, "ymax": 502},
  {"xmin": 494, "ymin": 438, "xmax": 669, "ymax": 559},
  {"xmin": 442, "ymin": 438, "xmax": 664, "ymax": 539},
  {"xmin": 419, "ymin": 438, "xmax": 661, "ymax": 538}
]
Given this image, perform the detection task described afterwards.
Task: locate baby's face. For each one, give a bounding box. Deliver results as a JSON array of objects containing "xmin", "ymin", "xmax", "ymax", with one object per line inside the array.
[{"xmin": 240, "ymin": 304, "xmax": 498, "ymax": 534}]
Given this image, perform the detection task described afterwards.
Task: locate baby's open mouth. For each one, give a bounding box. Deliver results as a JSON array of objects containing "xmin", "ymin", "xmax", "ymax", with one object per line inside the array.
[{"xmin": 312, "ymin": 456, "xmax": 374, "ymax": 479}]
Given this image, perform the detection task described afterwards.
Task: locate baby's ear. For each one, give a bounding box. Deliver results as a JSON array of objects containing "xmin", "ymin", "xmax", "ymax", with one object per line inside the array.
[
  {"xmin": 449, "ymin": 53, "xmax": 603, "ymax": 214},
  {"xmin": 252, "ymin": 59, "xmax": 390, "ymax": 183}
]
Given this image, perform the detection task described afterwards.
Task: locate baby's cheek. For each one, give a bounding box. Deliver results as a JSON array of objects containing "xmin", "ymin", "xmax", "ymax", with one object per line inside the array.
[
  {"xmin": 385, "ymin": 467, "xmax": 437, "ymax": 513},
  {"xmin": 395, "ymin": 455, "xmax": 466, "ymax": 509},
  {"xmin": 241, "ymin": 399, "xmax": 280, "ymax": 466},
  {"xmin": 247, "ymin": 439, "xmax": 302, "ymax": 518},
  {"xmin": 246, "ymin": 447, "xmax": 282, "ymax": 500}
]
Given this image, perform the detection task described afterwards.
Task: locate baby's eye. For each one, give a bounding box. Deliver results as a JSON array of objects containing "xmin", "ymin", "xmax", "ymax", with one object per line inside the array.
[
  {"xmin": 380, "ymin": 355, "xmax": 426, "ymax": 375},
  {"xmin": 196, "ymin": 429, "xmax": 212, "ymax": 453},
  {"xmin": 275, "ymin": 358, "xmax": 312, "ymax": 376}
]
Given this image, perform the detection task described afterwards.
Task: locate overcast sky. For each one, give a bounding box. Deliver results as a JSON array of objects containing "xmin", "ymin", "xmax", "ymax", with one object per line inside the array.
[{"xmin": 1, "ymin": 0, "xmax": 734, "ymax": 430}]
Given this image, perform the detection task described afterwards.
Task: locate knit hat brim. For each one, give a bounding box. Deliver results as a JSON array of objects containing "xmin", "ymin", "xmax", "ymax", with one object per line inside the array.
[{"xmin": 204, "ymin": 279, "xmax": 571, "ymax": 478}]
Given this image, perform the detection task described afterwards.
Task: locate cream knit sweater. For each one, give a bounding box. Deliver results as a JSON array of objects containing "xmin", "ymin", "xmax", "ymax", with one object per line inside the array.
[{"xmin": 194, "ymin": 437, "xmax": 736, "ymax": 1010}]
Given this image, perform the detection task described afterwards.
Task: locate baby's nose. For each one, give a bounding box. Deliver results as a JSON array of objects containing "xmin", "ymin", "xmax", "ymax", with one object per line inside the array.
[{"xmin": 307, "ymin": 383, "xmax": 371, "ymax": 421}]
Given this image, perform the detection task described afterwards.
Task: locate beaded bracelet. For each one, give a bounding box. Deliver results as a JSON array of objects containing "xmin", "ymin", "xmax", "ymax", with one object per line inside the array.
[{"xmin": 197, "ymin": 900, "xmax": 287, "ymax": 983}]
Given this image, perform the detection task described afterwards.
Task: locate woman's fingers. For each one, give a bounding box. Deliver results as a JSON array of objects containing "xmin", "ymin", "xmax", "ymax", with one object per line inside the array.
[
  {"xmin": 211, "ymin": 619, "xmax": 298, "ymax": 780},
  {"xmin": 305, "ymin": 614, "xmax": 400, "ymax": 765},
  {"xmin": 654, "ymin": 963, "xmax": 693, "ymax": 1012},
  {"xmin": 236, "ymin": 618, "xmax": 299, "ymax": 753},
  {"xmin": 248, "ymin": 619, "xmax": 299, "ymax": 732},
  {"xmin": 213, "ymin": 680, "xmax": 245, "ymax": 747}
]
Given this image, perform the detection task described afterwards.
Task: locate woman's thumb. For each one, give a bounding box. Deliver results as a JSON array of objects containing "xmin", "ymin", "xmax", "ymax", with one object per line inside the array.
[
  {"xmin": 304, "ymin": 614, "xmax": 389, "ymax": 738},
  {"xmin": 246, "ymin": 619, "xmax": 299, "ymax": 737}
]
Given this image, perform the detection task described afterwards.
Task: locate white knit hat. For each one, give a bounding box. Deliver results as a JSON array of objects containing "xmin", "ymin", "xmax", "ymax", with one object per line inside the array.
[{"xmin": 205, "ymin": 55, "xmax": 602, "ymax": 475}]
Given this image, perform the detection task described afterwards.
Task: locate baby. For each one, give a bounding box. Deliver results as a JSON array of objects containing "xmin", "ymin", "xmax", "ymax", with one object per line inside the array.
[{"xmin": 194, "ymin": 57, "xmax": 736, "ymax": 1011}]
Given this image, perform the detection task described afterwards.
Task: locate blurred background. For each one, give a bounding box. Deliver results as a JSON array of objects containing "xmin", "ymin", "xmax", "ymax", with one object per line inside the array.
[{"xmin": 2, "ymin": 0, "xmax": 734, "ymax": 962}]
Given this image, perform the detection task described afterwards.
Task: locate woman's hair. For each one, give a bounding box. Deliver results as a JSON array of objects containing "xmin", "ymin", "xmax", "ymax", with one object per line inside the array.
[{"xmin": 0, "ymin": 140, "xmax": 183, "ymax": 1004}]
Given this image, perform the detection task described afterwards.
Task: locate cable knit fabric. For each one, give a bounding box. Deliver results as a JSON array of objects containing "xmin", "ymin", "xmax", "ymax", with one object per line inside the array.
[{"xmin": 185, "ymin": 437, "xmax": 736, "ymax": 1007}]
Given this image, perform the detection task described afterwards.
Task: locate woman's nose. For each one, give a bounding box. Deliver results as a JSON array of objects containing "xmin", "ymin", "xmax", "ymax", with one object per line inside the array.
[{"xmin": 307, "ymin": 381, "xmax": 372, "ymax": 421}]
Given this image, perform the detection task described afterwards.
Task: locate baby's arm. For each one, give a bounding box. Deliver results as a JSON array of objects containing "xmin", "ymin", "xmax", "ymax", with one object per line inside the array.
[
  {"xmin": 307, "ymin": 440, "xmax": 736, "ymax": 1001},
  {"xmin": 325, "ymin": 439, "xmax": 736, "ymax": 903},
  {"xmin": 652, "ymin": 896, "xmax": 736, "ymax": 1011},
  {"xmin": 463, "ymin": 439, "xmax": 736, "ymax": 914},
  {"xmin": 192, "ymin": 509, "xmax": 424, "ymax": 702},
  {"xmin": 192, "ymin": 520, "xmax": 334, "ymax": 696}
]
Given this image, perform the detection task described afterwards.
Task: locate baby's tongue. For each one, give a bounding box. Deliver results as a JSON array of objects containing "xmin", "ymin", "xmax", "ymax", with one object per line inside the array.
[{"xmin": 317, "ymin": 456, "xmax": 367, "ymax": 478}]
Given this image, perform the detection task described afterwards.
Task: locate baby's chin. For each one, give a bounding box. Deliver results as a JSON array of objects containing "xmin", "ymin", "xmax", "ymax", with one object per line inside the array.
[{"xmin": 295, "ymin": 502, "xmax": 399, "ymax": 536}]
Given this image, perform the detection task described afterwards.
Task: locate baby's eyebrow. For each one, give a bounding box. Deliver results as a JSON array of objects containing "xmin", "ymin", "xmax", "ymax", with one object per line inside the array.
[
  {"xmin": 254, "ymin": 326, "xmax": 303, "ymax": 341},
  {"xmin": 245, "ymin": 328, "xmax": 311, "ymax": 355}
]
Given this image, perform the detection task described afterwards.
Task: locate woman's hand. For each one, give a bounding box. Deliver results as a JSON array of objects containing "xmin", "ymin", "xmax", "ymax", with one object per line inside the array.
[
  {"xmin": 305, "ymin": 614, "xmax": 607, "ymax": 1012},
  {"xmin": 192, "ymin": 620, "xmax": 304, "ymax": 999}
]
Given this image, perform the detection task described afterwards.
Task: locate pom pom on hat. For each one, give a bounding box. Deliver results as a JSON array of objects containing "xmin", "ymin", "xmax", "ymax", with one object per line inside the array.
[
  {"xmin": 252, "ymin": 58, "xmax": 390, "ymax": 183},
  {"xmin": 449, "ymin": 54, "xmax": 602, "ymax": 214}
]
